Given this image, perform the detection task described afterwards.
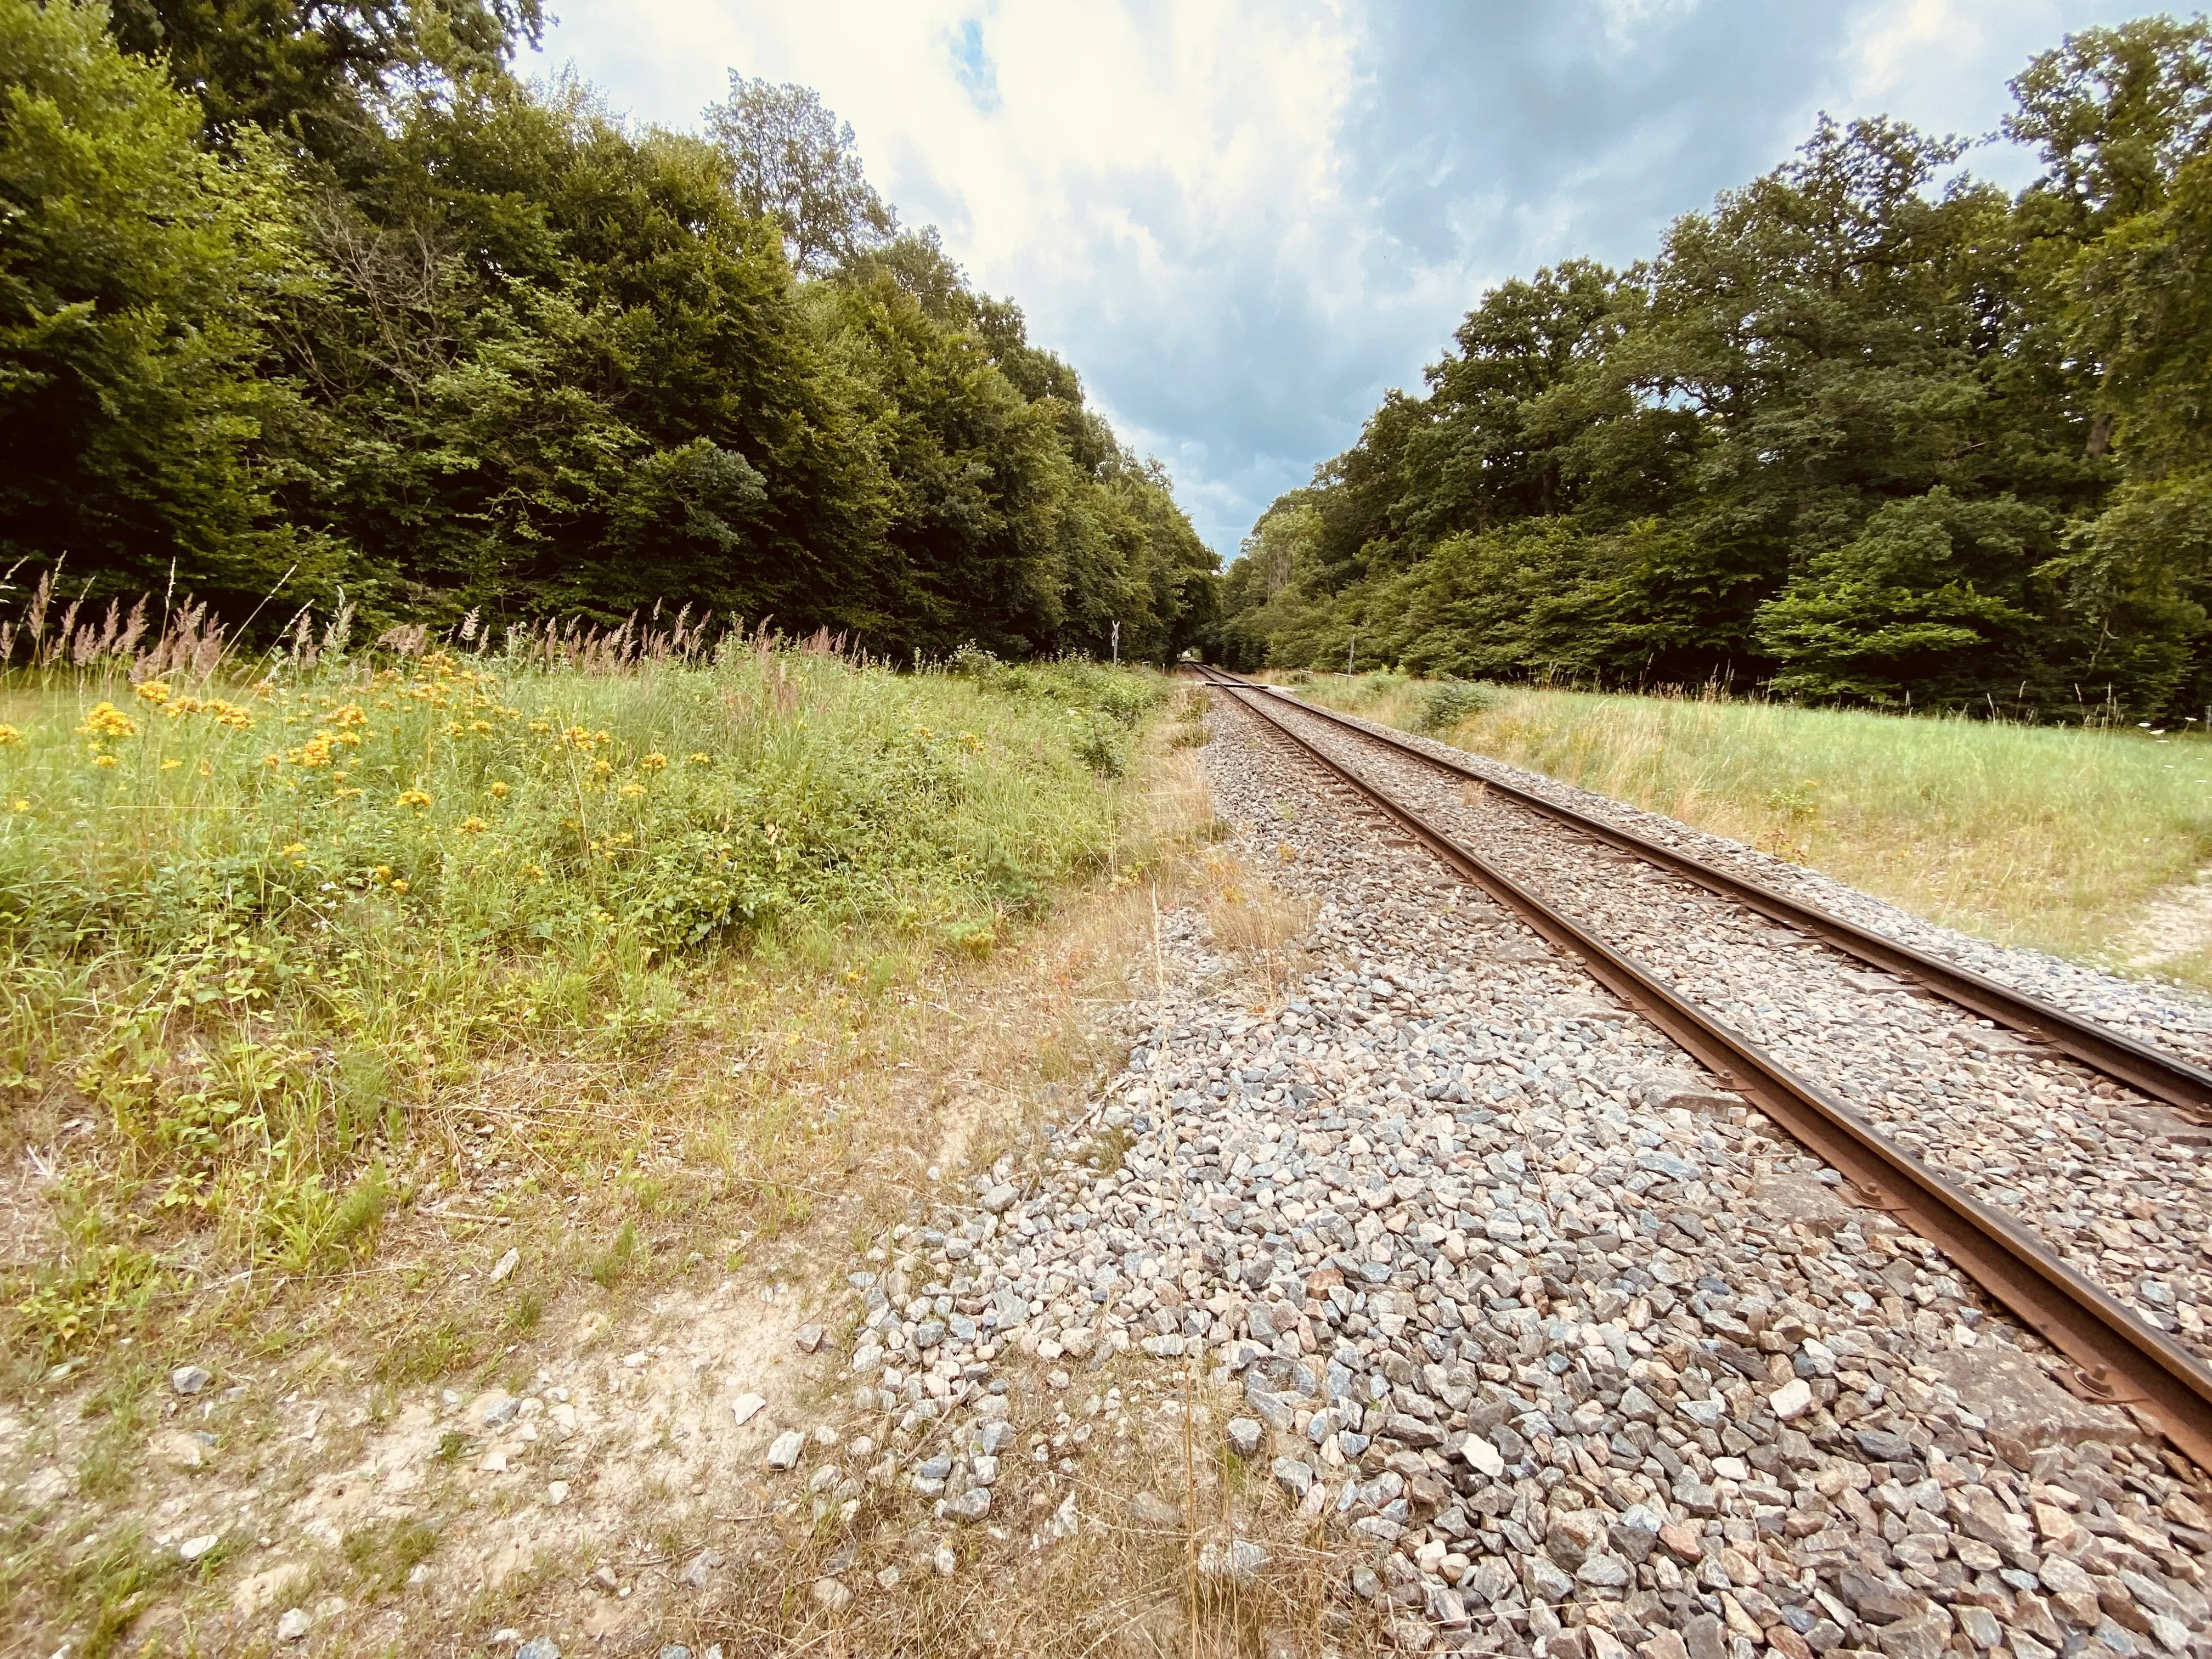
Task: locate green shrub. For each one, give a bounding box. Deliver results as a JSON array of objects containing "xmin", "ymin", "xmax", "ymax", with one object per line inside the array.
[{"xmin": 1415, "ymin": 681, "xmax": 1491, "ymax": 734}]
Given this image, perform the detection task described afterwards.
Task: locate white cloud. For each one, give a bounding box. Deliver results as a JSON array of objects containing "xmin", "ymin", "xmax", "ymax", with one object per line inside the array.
[{"xmin": 529, "ymin": 0, "xmax": 2154, "ymax": 557}]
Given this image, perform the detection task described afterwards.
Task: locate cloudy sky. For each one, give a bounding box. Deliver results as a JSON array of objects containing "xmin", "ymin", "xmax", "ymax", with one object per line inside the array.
[{"xmin": 527, "ymin": 0, "xmax": 2148, "ymax": 560}]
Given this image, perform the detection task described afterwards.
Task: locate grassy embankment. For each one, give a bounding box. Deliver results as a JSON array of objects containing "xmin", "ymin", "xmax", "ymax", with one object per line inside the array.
[
  {"xmin": 1274, "ymin": 671, "xmax": 2212, "ymax": 989},
  {"xmin": 0, "ymin": 624, "xmax": 1181, "ymax": 1379}
]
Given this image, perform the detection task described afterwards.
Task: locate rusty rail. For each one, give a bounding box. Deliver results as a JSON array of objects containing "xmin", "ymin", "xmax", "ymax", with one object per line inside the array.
[
  {"xmin": 1203, "ymin": 667, "xmax": 2212, "ymax": 1122},
  {"xmin": 1197, "ymin": 665, "xmax": 2212, "ymax": 1472}
]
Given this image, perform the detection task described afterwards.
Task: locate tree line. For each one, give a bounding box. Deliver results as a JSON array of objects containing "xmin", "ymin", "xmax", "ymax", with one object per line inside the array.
[
  {"xmin": 1, "ymin": 0, "xmax": 1218, "ymax": 661},
  {"xmin": 1212, "ymin": 18, "xmax": 2212, "ymax": 721}
]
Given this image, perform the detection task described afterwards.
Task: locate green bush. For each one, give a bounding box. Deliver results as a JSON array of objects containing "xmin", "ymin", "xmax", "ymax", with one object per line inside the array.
[{"xmin": 1415, "ymin": 681, "xmax": 1491, "ymax": 734}]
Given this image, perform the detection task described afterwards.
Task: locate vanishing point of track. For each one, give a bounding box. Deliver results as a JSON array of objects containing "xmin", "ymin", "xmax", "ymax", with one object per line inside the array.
[{"xmin": 1191, "ymin": 662, "xmax": 2212, "ymax": 1477}]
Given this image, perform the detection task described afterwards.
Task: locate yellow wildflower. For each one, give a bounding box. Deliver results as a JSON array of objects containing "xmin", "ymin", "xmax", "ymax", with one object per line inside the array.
[
  {"xmin": 469, "ymin": 720, "xmax": 492, "ymax": 735},
  {"xmin": 396, "ymin": 789, "xmax": 432, "ymax": 808},
  {"xmin": 9, "ymin": 798, "xmax": 26, "ymax": 811},
  {"xmin": 287, "ymin": 732, "xmax": 335, "ymax": 768},
  {"xmin": 592, "ymin": 759, "xmax": 612, "ymax": 777},
  {"xmin": 77, "ymin": 702, "xmax": 137, "ymax": 738},
  {"xmin": 456, "ymin": 815, "xmax": 488, "ymax": 834},
  {"xmin": 620, "ymin": 782, "xmax": 646, "ymax": 797},
  {"xmin": 521, "ymin": 863, "xmax": 546, "ymax": 881},
  {"xmin": 263, "ymin": 754, "xmax": 281, "ymax": 769},
  {"xmin": 390, "ymin": 879, "xmax": 410, "ymax": 894},
  {"xmin": 528, "ymin": 720, "xmax": 551, "ymax": 733},
  {"xmin": 332, "ymin": 787, "xmax": 362, "ymax": 800},
  {"xmin": 0, "ymin": 725, "xmax": 21, "ymax": 747},
  {"xmin": 325, "ymin": 703, "xmax": 368, "ymax": 727},
  {"xmin": 134, "ymin": 681, "xmax": 171, "ymax": 704},
  {"xmin": 373, "ymin": 865, "xmax": 392, "ymax": 880},
  {"xmin": 487, "ymin": 782, "xmax": 509, "ymax": 798},
  {"xmin": 160, "ymin": 758, "xmax": 180, "ymax": 771},
  {"xmin": 280, "ymin": 842, "xmax": 307, "ymax": 856},
  {"xmin": 641, "ymin": 752, "xmax": 668, "ymax": 770},
  {"xmin": 687, "ymin": 752, "xmax": 711, "ymax": 764},
  {"xmin": 170, "ymin": 695, "xmax": 254, "ymax": 729},
  {"xmin": 92, "ymin": 754, "xmax": 119, "ymax": 769}
]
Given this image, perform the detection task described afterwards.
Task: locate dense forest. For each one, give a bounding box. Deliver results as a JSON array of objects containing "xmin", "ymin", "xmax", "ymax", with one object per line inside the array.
[
  {"xmin": 1214, "ymin": 17, "xmax": 2212, "ymax": 721},
  {"xmin": 0, "ymin": 0, "xmax": 1218, "ymax": 660}
]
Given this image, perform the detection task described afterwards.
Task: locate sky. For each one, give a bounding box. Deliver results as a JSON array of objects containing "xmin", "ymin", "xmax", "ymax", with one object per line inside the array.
[{"xmin": 526, "ymin": 0, "xmax": 2153, "ymax": 561}]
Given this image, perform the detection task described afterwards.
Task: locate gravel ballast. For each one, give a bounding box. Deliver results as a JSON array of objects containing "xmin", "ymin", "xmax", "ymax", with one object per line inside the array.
[
  {"xmin": 764, "ymin": 695, "xmax": 2212, "ymax": 1656},
  {"xmin": 1243, "ymin": 691, "xmax": 2212, "ymax": 1371}
]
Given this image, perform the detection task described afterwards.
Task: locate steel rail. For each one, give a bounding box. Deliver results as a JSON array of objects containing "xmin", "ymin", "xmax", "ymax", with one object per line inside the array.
[
  {"xmin": 1198, "ymin": 666, "xmax": 2212, "ymax": 1122},
  {"xmin": 1197, "ymin": 666, "xmax": 2212, "ymax": 1472}
]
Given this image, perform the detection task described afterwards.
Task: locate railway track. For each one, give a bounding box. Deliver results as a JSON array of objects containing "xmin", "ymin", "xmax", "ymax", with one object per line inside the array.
[{"xmin": 1191, "ymin": 662, "xmax": 2212, "ymax": 1476}]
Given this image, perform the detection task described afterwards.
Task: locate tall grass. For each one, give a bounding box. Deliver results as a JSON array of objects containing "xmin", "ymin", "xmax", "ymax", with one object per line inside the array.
[
  {"xmin": 1282, "ymin": 672, "xmax": 2212, "ymax": 984},
  {"xmin": 1, "ymin": 615, "xmax": 1164, "ymax": 1356}
]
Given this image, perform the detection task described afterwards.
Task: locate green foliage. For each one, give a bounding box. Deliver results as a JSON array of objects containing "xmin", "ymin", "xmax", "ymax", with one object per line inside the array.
[
  {"xmin": 1414, "ymin": 681, "xmax": 1490, "ymax": 734},
  {"xmin": 0, "ymin": 0, "xmax": 329, "ymax": 605},
  {"xmin": 1214, "ymin": 22, "xmax": 2212, "ymax": 722},
  {"xmin": 707, "ymin": 75, "xmax": 893, "ymax": 276},
  {"xmin": 2, "ymin": 2, "xmax": 1216, "ymax": 658},
  {"xmin": 107, "ymin": 0, "xmax": 543, "ymax": 169}
]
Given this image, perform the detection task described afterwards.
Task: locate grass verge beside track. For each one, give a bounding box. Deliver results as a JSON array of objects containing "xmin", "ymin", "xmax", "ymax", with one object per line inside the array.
[{"xmin": 1269, "ymin": 670, "xmax": 2212, "ymax": 990}]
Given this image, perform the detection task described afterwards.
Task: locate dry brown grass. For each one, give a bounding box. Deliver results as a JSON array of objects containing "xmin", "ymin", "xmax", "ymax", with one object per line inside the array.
[{"xmin": 1200, "ymin": 856, "xmax": 1318, "ymax": 1005}]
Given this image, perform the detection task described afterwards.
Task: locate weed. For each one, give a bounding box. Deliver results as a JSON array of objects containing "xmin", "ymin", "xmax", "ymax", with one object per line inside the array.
[
  {"xmin": 1071, "ymin": 715, "xmax": 1126, "ymax": 777},
  {"xmin": 59, "ymin": 1530, "xmax": 182, "ymax": 1659},
  {"xmin": 1764, "ymin": 779, "xmax": 1822, "ymax": 821},
  {"xmin": 328, "ymin": 1160, "xmax": 390, "ymax": 1254},
  {"xmin": 376, "ymin": 1317, "xmax": 477, "ymax": 1384},
  {"xmin": 1089, "ymin": 1123, "xmax": 1132, "ymax": 1174},
  {"xmin": 344, "ymin": 1518, "xmax": 440, "ymax": 1592},
  {"xmin": 1168, "ymin": 687, "xmax": 1211, "ymax": 748},
  {"xmin": 504, "ymin": 1288, "xmax": 544, "ymax": 1333},
  {"xmin": 588, "ymin": 1220, "xmax": 637, "ymax": 1289}
]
